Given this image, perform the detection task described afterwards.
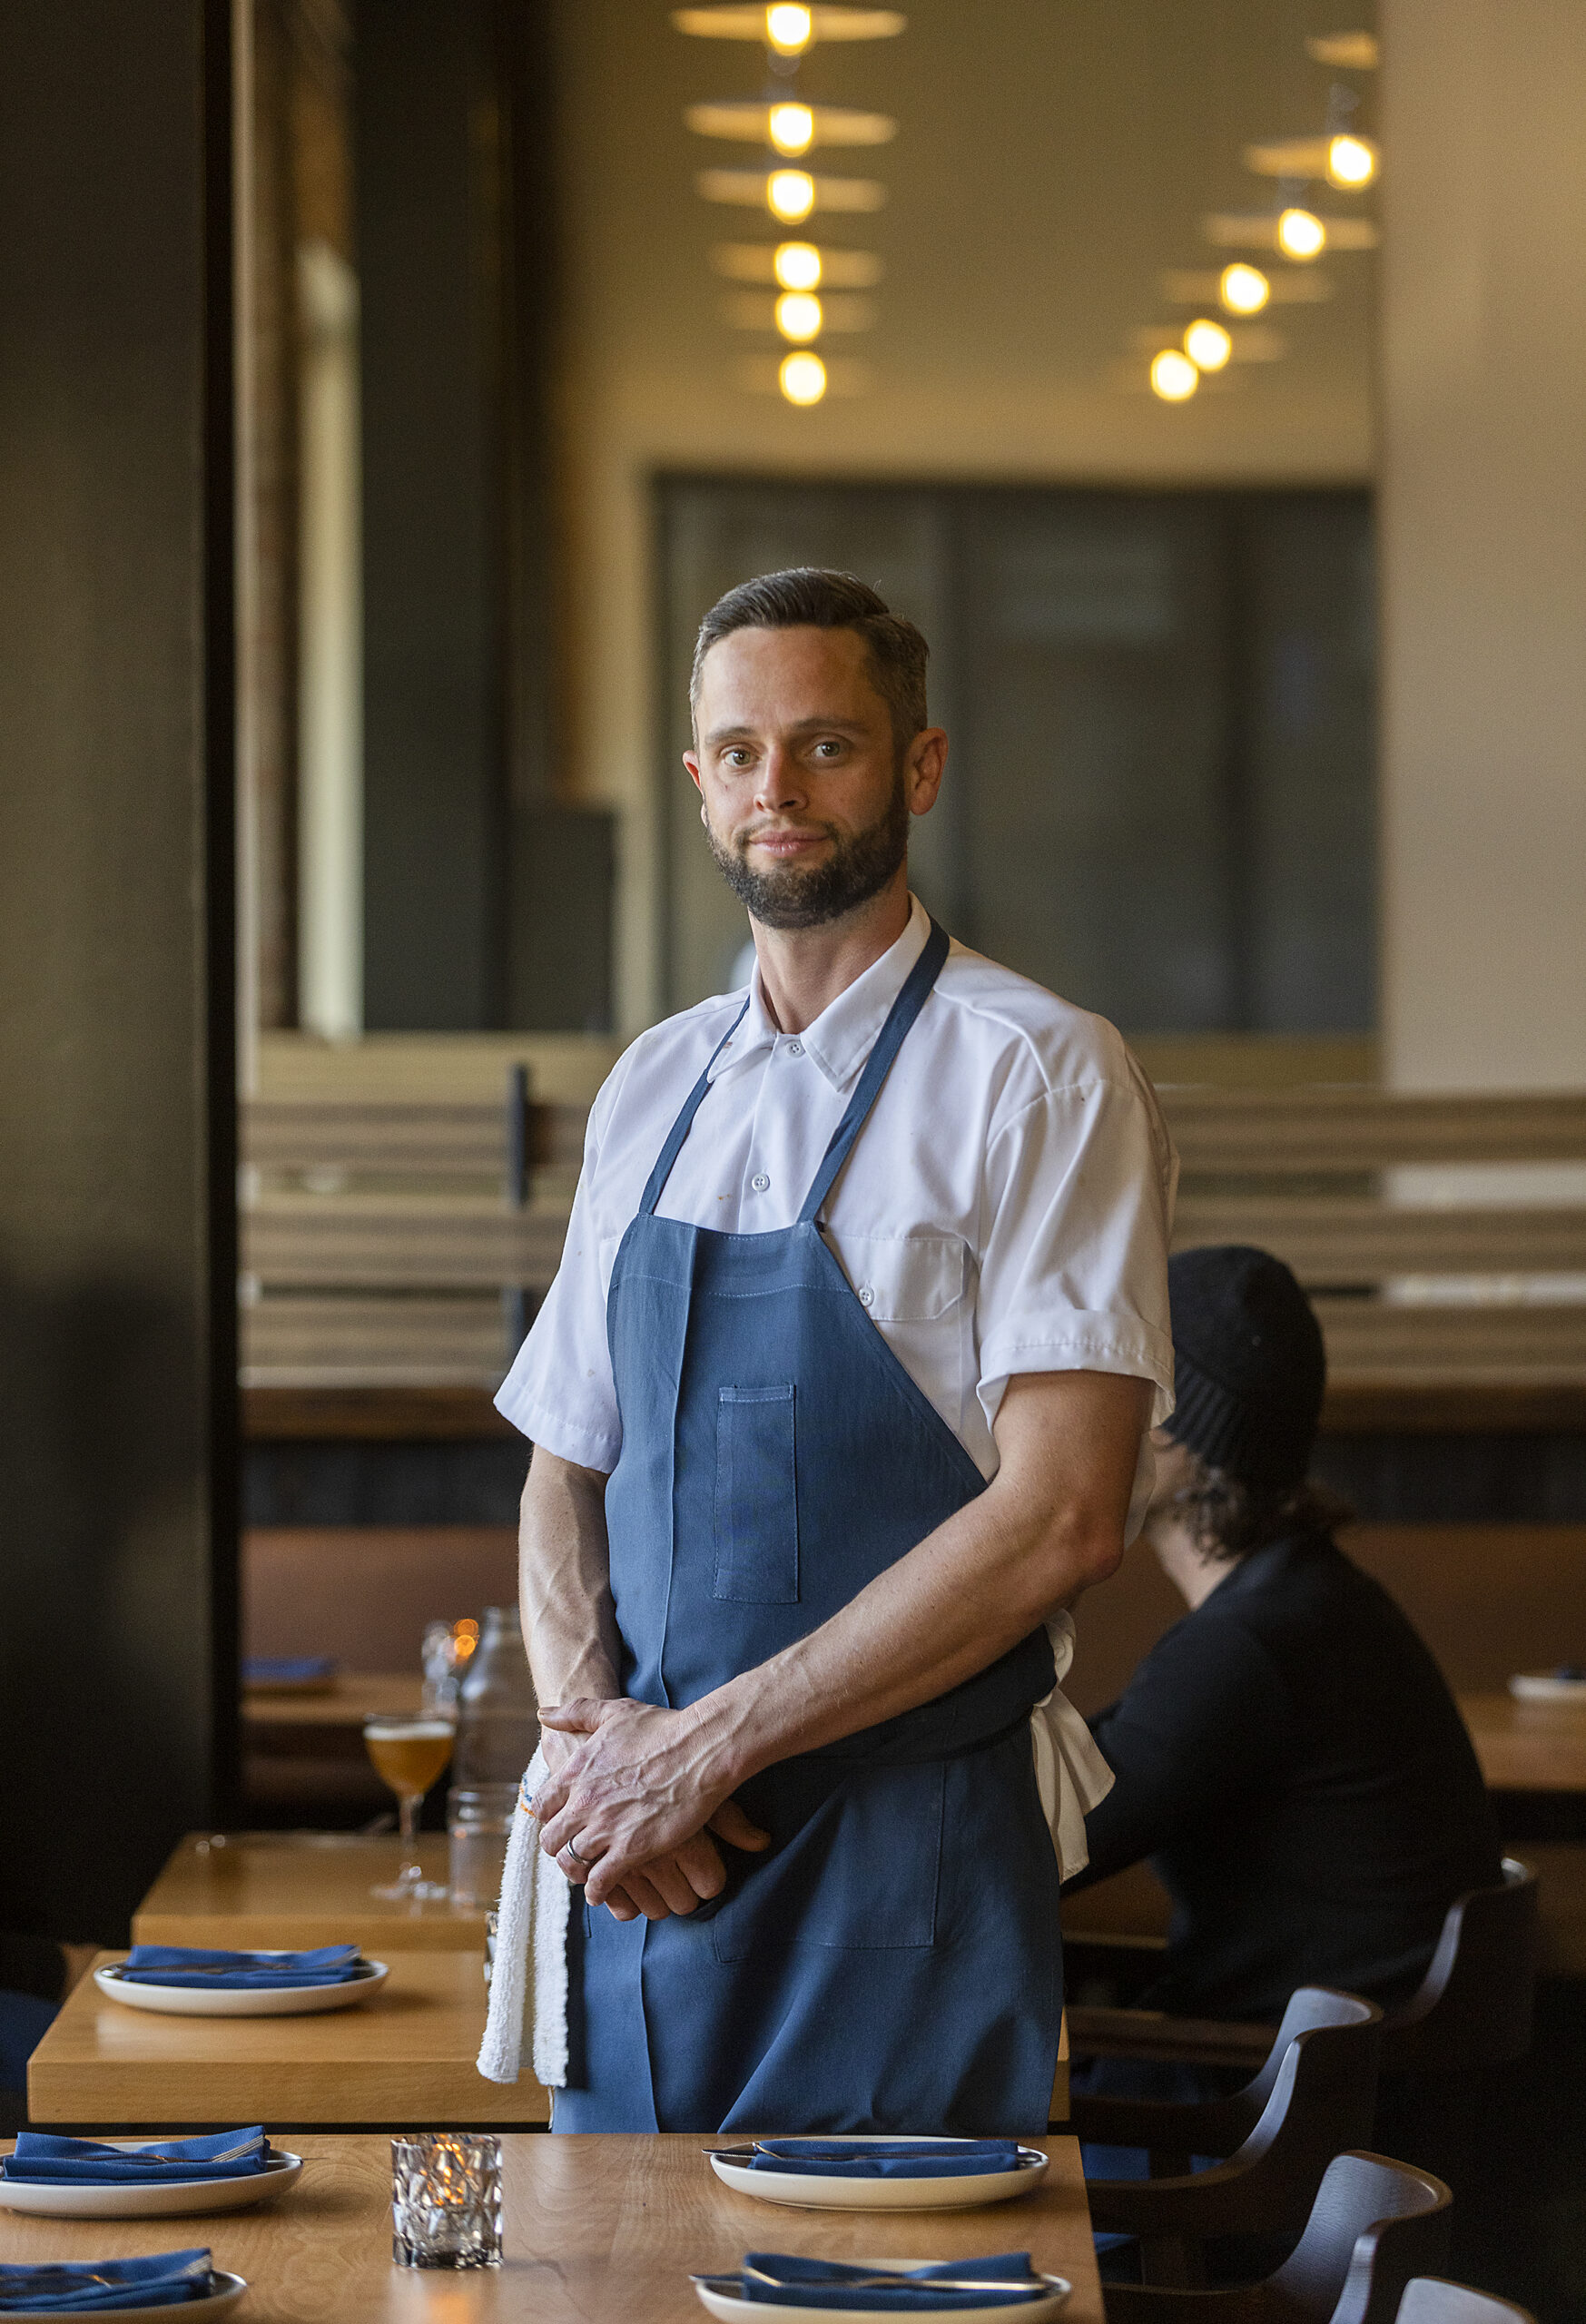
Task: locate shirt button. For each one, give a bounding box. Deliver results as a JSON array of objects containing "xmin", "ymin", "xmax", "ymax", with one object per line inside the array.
[
  {"xmin": 785, "ymin": 1039, "xmax": 803, "ymax": 1057},
  {"xmin": 752, "ymin": 1172, "xmax": 771, "ymax": 1193},
  {"xmin": 859, "ymin": 1285, "xmax": 875, "ymax": 1307}
]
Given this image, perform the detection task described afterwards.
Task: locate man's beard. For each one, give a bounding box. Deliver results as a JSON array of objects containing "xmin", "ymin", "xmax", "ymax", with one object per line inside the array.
[{"xmin": 706, "ymin": 773, "xmax": 909, "ymax": 931}]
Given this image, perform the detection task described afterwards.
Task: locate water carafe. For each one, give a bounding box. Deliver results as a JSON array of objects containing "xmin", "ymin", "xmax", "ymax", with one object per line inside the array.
[{"xmin": 447, "ymin": 1606, "xmax": 538, "ymax": 1906}]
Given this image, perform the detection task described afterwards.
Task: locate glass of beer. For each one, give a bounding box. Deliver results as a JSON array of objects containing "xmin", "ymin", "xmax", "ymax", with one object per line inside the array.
[{"xmin": 363, "ymin": 1711, "xmax": 456, "ymax": 1901}]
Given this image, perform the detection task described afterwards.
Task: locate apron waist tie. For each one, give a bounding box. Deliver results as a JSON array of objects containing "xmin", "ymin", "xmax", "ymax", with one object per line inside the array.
[{"xmin": 1030, "ymin": 1610, "xmax": 1113, "ymax": 1883}]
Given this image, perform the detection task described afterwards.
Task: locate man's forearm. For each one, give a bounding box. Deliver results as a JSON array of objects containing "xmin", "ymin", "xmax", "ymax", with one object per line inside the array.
[
  {"xmin": 694, "ymin": 1371, "xmax": 1150, "ymax": 1791},
  {"xmin": 533, "ymin": 1369, "xmax": 1153, "ymax": 1906},
  {"xmin": 518, "ymin": 1445, "xmax": 620, "ymax": 1709}
]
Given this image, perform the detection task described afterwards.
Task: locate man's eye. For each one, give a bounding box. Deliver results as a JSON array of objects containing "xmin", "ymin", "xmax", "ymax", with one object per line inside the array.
[
  {"xmin": 813, "ymin": 740, "xmax": 842, "ymax": 757},
  {"xmin": 724, "ymin": 749, "xmax": 753, "ymax": 767}
]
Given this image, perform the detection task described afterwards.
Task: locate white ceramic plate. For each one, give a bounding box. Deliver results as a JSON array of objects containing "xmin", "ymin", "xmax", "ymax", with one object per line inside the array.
[
  {"xmin": 94, "ymin": 1960, "xmax": 387, "ymax": 2017},
  {"xmin": 692, "ymin": 2260, "xmax": 1070, "ymax": 2324},
  {"xmin": 1509, "ymin": 1673, "xmax": 1586, "ymax": 1702},
  {"xmin": 0, "ymin": 2150, "xmax": 301, "ymax": 2220},
  {"xmin": 5, "ymin": 2269, "xmax": 248, "ymax": 2322},
  {"xmin": 707, "ymin": 2139, "xmax": 1050, "ymax": 2212}
]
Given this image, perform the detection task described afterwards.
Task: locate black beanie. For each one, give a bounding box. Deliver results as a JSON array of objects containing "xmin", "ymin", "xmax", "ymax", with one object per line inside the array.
[{"xmin": 1163, "ymin": 1245, "xmax": 1325, "ymax": 1491}]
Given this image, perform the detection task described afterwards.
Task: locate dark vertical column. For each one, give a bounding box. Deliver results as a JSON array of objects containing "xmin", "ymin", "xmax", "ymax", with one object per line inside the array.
[
  {"xmin": 0, "ymin": 0, "xmax": 237, "ymax": 1936},
  {"xmin": 357, "ymin": 0, "xmax": 508, "ymax": 1030}
]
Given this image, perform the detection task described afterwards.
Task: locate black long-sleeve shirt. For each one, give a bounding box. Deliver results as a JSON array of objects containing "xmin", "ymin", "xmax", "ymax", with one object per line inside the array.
[{"xmin": 1070, "ymin": 1531, "xmax": 1502, "ymax": 2023}]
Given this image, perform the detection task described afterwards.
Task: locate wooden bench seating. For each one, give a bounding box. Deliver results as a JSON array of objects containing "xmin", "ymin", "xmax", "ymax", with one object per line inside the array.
[{"xmin": 239, "ymin": 1074, "xmax": 1586, "ymax": 1393}]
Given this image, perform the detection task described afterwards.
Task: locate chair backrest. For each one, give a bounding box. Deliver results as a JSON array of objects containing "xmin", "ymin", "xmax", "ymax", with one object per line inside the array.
[
  {"xmin": 1245, "ymin": 1986, "xmax": 1385, "ymax": 2116},
  {"xmin": 1273, "ymin": 2152, "xmax": 1453, "ymax": 2324},
  {"xmin": 1379, "ymin": 1859, "xmax": 1540, "ymax": 2076},
  {"xmin": 1395, "ymin": 2280, "xmax": 1535, "ymax": 2324},
  {"xmin": 1226, "ymin": 1994, "xmax": 1384, "ymax": 2241}
]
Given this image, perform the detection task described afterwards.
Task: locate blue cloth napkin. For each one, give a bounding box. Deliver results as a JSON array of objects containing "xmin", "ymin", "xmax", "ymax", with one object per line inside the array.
[
  {"xmin": 3, "ymin": 2130, "xmax": 270, "ymax": 2185},
  {"xmin": 0, "ymin": 2249, "xmax": 213, "ymax": 2311},
  {"xmin": 113, "ymin": 1945, "xmax": 361, "ymax": 1990},
  {"xmin": 733, "ymin": 2252, "xmax": 1049, "ymax": 2311},
  {"xmin": 746, "ymin": 2141, "xmax": 1024, "ymax": 2181},
  {"xmin": 242, "ymin": 1656, "xmax": 336, "ymax": 1685}
]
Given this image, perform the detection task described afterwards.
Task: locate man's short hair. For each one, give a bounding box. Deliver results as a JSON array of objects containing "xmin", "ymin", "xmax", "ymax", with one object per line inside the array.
[{"xmin": 690, "ymin": 568, "xmax": 930, "ymax": 757}]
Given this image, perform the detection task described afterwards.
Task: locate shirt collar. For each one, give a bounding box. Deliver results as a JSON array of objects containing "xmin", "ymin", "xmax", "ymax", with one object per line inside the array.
[{"xmin": 710, "ymin": 895, "xmax": 932, "ymax": 1095}]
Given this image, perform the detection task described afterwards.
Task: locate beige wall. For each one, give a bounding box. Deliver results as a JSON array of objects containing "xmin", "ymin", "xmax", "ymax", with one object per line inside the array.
[
  {"xmin": 548, "ymin": 0, "xmax": 1377, "ymax": 1033},
  {"xmin": 1378, "ymin": 0, "xmax": 1586, "ymax": 1093}
]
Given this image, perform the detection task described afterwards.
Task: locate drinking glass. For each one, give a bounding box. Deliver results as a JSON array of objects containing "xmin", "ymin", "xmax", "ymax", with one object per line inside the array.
[{"xmin": 362, "ymin": 1711, "xmax": 455, "ymax": 1901}]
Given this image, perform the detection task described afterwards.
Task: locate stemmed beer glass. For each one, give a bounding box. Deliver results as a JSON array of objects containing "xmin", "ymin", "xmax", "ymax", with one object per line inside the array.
[{"xmin": 362, "ymin": 1711, "xmax": 456, "ymax": 1902}]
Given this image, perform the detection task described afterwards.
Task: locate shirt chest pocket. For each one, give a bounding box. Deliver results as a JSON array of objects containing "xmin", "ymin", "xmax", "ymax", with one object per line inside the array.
[{"xmin": 825, "ymin": 1233, "xmax": 969, "ymax": 1325}]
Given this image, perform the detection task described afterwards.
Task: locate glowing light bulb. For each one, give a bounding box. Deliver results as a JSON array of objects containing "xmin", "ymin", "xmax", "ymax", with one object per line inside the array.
[
  {"xmin": 768, "ymin": 169, "xmax": 815, "ymax": 222},
  {"xmin": 1184, "ymin": 318, "xmax": 1232, "ymax": 371},
  {"xmin": 1326, "ymin": 133, "xmax": 1376, "ymax": 187},
  {"xmin": 768, "ymin": 103, "xmax": 814, "ymax": 154},
  {"xmin": 775, "ymin": 290, "xmax": 823, "ymax": 341},
  {"xmin": 1276, "ymin": 207, "xmax": 1326, "ymax": 261},
  {"xmin": 1151, "ymin": 349, "xmax": 1199, "ymax": 402},
  {"xmin": 1220, "ymin": 262, "xmax": 1270, "ymax": 314},
  {"xmin": 774, "ymin": 241, "xmax": 822, "ymax": 290},
  {"xmin": 766, "ymin": 4, "xmax": 813, "ymax": 52},
  {"xmin": 780, "ymin": 350, "xmax": 827, "ymax": 404}
]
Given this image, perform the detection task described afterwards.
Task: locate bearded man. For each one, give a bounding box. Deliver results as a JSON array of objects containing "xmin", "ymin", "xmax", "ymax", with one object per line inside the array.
[{"xmin": 488, "ymin": 567, "xmax": 1176, "ymax": 2133}]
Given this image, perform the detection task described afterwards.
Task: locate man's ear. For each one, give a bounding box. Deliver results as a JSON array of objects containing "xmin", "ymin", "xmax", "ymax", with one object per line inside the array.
[{"xmin": 684, "ymin": 749, "xmax": 704, "ymax": 798}]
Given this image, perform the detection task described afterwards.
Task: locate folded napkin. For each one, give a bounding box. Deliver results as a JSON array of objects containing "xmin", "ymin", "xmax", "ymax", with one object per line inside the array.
[
  {"xmin": 746, "ymin": 2141, "xmax": 1024, "ymax": 2181},
  {"xmin": 731, "ymin": 2251, "xmax": 1049, "ymax": 2311},
  {"xmin": 3, "ymin": 2131, "xmax": 270, "ymax": 2186},
  {"xmin": 114, "ymin": 1945, "xmax": 361, "ymax": 1990},
  {"xmin": 241, "ymin": 1656, "xmax": 336, "ymax": 1685},
  {"xmin": 0, "ymin": 2249, "xmax": 213, "ymax": 2312}
]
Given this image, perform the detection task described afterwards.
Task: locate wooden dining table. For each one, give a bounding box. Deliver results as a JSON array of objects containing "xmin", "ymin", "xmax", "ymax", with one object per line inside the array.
[
  {"xmin": 1457, "ymin": 1689, "xmax": 1586, "ymax": 1792},
  {"xmin": 133, "ymin": 1832, "xmax": 488, "ymax": 1954},
  {"xmin": 0, "ymin": 2132, "xmax": 1103, "ymax": 2324},
  {"xmin": 27, "ymin": 1953, "xmax": 548, "ymax": 2132}
]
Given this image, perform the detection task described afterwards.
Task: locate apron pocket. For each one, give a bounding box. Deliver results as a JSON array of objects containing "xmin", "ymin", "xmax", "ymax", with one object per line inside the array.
[
  {"xmin": 712, "ymin": 1761, "xmax": 944, "ymax": 1957},
  {"xmin": 714, "ymin": 1383, "xmax": 799, "ymax": 1604}
]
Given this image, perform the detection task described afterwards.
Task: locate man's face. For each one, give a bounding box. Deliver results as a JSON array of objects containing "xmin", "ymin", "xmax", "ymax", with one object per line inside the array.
[{"xmin": 685, "ymin": 625, "xmax": 944, "ymax": 931}]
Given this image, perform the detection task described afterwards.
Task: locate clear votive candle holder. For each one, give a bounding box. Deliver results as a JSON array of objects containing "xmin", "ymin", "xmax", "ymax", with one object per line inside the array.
[{"xmin": 390, "ymin": 2133, "xmax": 503, "ymax": 2269}]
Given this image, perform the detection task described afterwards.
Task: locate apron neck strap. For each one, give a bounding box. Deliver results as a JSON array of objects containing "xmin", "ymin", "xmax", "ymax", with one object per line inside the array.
[
  {"xmin": 637, "ymin": 993, "xmax": 751, "ymax": 1217},
  {"xmin": 798, "ymin": 916, "xmax": 951, "ymax": 1226}
]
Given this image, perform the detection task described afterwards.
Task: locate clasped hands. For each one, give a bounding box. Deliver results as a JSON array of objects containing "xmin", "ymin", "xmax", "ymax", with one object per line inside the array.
[{"xmin": 531, "ymin": 1697, "xmax": 769, "ymax": 1924}]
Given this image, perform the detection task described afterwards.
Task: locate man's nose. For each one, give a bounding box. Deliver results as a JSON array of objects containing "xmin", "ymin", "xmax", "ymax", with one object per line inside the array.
[{"xmin": 754, "ymin": 744, "xmax": 804, "ymax": 812}]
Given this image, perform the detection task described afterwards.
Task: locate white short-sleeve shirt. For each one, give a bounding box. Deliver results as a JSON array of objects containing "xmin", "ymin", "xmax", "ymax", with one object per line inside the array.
[{"xmin": 497, "ymin": 896, "xmax": 1177, "ymax": 1480}]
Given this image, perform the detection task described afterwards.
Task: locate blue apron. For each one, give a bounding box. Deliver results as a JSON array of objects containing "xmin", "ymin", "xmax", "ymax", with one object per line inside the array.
[{"xmin": 555, "ymin": 921, "xmax": 1063, "ymax": 2135}]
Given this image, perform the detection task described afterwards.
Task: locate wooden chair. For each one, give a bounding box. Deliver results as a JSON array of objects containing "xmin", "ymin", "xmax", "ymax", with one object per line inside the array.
[
  {"xmin": 1395, "ymin": 2280, "xmax": 1534, "ymax": 2324},
  {"xmin": 1102, "ymin": 2152, "xmax": 1452, "ymax": 2324},
  {"xmin": 1083, "ymin": 1990, "xmax": 1383, "ymax": 2287},
  {"xmin": 1377, "ymin": 1861, "xmax": 1538, "ymax": 2078},
  {"xmin": 1070, "ymin": 1862, "xmax": 1540, "ymax": 2105},
  {"xmin": 1075, "ymin": 1986, "xmax": 1377, "ymax": 2178}
]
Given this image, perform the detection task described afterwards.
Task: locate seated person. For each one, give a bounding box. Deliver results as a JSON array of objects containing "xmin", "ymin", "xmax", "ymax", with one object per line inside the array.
[{"xmin": 1069, "ymin": 1244, "xmax": 1502, "ymax": 2039}]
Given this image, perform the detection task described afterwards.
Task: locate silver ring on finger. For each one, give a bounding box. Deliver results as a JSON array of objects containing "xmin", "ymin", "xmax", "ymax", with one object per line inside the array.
[{"xmin": 563, "ymin": 1839, "xmax": 593, "ymax": 1867}]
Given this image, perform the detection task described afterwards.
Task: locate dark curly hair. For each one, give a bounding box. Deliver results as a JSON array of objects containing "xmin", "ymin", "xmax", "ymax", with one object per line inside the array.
[{"xmin": 1169, "ymin": 1446, "xmax": 1355, "ymax": 1563}]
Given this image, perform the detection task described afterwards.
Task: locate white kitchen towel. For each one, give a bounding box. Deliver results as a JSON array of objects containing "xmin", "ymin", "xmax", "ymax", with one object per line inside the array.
[{"xmin": 476, "ymin": 1744, "xmax": 570, "ymax": 2088}]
